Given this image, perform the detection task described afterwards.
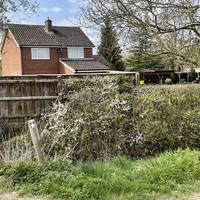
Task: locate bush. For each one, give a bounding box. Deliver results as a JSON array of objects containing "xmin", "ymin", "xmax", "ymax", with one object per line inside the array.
[
  {"xmin": 42, "ymin": 76, "xmax": 200, "ymax": 161},
  {"xmin": 2, "ymin": 162, "xmax": 41, "ymax": 185},
  {"xmin": 180, "ymin": 79, "xmax": 186, "ymax": 84},
  {"xmin": 164, "ymin": 78, "xmax": 172, "ymax": 84},
  {"xmin": 42, "ymin": 76, "xmax": 137, "ymax": 161},
  {"xmin": 133, "ymin": 85, "xmax": 200, "ymax": 157}
]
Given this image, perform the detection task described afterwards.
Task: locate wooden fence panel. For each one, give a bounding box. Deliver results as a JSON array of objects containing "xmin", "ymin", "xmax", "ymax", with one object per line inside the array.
[
  {"xmin": 0, "ymin": 73, "xmax": 138, "ymax": 129},
  {"xmin": 0, "ymin": 77, "xmax": 60, "ymax": 128}
]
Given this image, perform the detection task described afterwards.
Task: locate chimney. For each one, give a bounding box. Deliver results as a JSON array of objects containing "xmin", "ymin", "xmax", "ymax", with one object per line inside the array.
[{"xmin": 45, "ymin": 18, "xmax": 53, "ymax": 32}]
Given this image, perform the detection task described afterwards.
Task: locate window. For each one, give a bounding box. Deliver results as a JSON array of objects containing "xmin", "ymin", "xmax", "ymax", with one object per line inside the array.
[
  {"xmin": 31, "ymin": 48, "xmax": 50, "ymax": 60},
  {"xmin": 68, "ymin": 47, "xmax": 84, "ymax": 59}
]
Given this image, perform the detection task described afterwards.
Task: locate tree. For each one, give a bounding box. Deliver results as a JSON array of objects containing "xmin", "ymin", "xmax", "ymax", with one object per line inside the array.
[
  {"xmin": 82, "ymin": 0, "xmax": 200, "ymax": 69},
  {"xmin": 98, "ymin": 17, "xmax": 124, "ymax": 71},
  {"xmin": 125, "ymin": 27, "xmax": 176, "ymax": 71},
  {"xmin": 0, "ymin": 0, "xmax": 38, "ymax": 30},
  {"xmin": 125, "ymin": 52, "xmax": 163, "ymax": 72},
  {"xmin": 125, "ymin": 27, "xmax": 163, "ymax": 71}
]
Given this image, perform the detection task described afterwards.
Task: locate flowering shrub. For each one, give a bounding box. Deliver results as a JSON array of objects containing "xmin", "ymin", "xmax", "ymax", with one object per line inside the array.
[
  {"xmin": 42, "ymin": 76, "xmax": 140, "ymax": 161},
  {"xmin": 42, "ymin": 77, "xmax": 200, "ymax": 161}
]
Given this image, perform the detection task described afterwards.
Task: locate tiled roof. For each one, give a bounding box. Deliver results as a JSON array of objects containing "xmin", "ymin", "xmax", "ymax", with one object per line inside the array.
[
  {"xmin": 7, "ymin": 24, "xmax": 95, "ymax": 47},
  {"xmin": 60, "ymin": 59, "xmax": 111, "ymax": 72},
  {"xmin": 92, "ymin": 55, "xmax": 112, "ymax": 68}
]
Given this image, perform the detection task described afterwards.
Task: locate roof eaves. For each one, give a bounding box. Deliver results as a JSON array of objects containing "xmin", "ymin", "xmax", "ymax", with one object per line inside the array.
[
  {"xmin": 76, "ymin": 69, "xmax": 110, "ymax": 72},
  {"xmin": 0, "ymin": 30, "xmax": 8, "ymax": 53},
  {"xmin": 8, "ymin": 29, "xmax": 20, "ymax": 48},
  {"xmin": 20, "ymin": 45, "xmax": 95, "ymax": 48},
  {"xmin": 78, "ymin": 28, "xmax": 95, "ymax": 47}
]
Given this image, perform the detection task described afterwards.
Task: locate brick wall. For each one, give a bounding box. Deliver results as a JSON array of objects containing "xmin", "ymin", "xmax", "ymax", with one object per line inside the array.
[
  {"xmin": 84, "ymin": 48, "xmax": 93, "ymax": 58},
  {"xmin": 2, "ymin": 32, "xmax": 22, "ymax": 75},
  {"xmin": 2, "ymin": 41, "xmax": 93, "ymax": 75},
  {"xmin": 22, "ymin": 47, "xmax": 93, "ymax": 75},
  {"xmin": 21, "ymin": 48, "xmax": 68, "ymax": 75}
]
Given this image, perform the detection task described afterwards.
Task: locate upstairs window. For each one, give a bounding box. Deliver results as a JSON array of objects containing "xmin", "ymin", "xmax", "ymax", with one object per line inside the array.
[
  {"xmin": 31, "ymin": 48, "xmax": 50, "ymax": 60},
  {"xmin": 68, "ymin": 47, "xmax": 84, "ymax": 59}
]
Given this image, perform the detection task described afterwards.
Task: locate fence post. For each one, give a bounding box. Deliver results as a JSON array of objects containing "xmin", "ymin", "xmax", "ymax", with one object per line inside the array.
[
  {"xmin": 28, "ymin": 119, "xmax": 45, "ymax": 166},
  {"xmin": 135, "ymin": 72, "xmax": 140, "ymax": 85}
]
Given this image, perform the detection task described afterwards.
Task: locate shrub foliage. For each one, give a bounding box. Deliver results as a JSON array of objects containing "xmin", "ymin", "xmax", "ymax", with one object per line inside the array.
[{"xmin": 42, "ymin": 76, "xmax": 200, "ymax": 161}]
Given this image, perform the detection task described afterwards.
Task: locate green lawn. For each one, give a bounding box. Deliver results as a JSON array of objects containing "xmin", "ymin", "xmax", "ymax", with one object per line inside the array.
[{"xmin": 0, "ymin": 149, "xmax": 200, "ymax": 200}]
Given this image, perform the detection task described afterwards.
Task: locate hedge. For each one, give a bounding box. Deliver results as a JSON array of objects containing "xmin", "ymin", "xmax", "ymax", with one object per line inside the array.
[{"xmin": 41, "ymin": 76, "xmax": 200, "ymax": 161}]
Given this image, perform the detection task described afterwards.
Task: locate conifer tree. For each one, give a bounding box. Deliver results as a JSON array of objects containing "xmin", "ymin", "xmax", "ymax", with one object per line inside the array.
[
  {"xmin": 98, "ymin": 17, "xmax": 124, "ymax": 71},
  {"xmin": 125, "ymin": 28, "xmax": 164, "ymax": 71}
]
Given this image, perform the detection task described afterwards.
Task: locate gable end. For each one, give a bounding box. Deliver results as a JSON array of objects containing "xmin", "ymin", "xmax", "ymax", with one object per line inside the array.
[{"xmin": 1, "ymin": 29, "xmax": 20, "ymax": 53}]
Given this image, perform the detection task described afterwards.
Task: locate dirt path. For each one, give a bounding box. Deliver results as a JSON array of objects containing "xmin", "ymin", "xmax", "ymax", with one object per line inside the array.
[
  {"xmin": 0, "ymin": 193, "xmax": 47, "ymax": 200},
  {"xmin": 161, "ymin": 193, "xmax": 200, "ymax": 200},
  {"xmin": 187, "ymin": 193, "xmax": 200, "ymax": 200},
  {"xmin": 1, "ymin": 192, "xmax": 200, "ymax": 200}
]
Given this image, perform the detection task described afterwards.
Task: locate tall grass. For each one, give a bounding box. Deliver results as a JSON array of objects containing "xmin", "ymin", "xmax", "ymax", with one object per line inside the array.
[
  {"xmin": 0, "ymin": 149, "xmax": 200, "ymax": 200},
  {"xmin": 0, "ymin": 132, "xmax": 33, "ymax": 163}
]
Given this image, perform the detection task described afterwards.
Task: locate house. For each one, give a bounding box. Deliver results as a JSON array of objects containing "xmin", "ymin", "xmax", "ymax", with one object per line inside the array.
[{"xmin": 0, "ymin": 19, "xmax": 111, "ymax": 75}]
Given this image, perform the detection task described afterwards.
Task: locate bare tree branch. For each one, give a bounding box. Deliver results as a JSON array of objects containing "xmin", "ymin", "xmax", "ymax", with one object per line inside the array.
[{"xmin": 81, "ymin": 0, "xmax": 200, "ymax": 68}]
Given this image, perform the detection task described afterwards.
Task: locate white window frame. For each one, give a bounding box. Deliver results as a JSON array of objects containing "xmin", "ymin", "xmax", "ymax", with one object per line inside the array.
[
  {"xmin": 68, "ymin": 47, "xmax": 84, "ymax": 59},
  {"xmin": 31, "ymin": 48, "xmax": 50, "ymax": 60}
]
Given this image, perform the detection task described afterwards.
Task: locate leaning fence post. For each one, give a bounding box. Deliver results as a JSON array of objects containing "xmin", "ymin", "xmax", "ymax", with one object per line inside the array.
[{"xmin": 28, "ymin": 119, "xmax": 45, "ymax": 166}]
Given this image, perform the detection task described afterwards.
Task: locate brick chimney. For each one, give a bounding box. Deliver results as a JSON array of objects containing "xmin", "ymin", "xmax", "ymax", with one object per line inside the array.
[{"xmin": 45, "ymin": 18, "xmax": 53, "ymax": 32}]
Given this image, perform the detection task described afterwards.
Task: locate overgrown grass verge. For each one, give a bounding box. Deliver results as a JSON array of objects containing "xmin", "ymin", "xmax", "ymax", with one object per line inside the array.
[{"xmin": 0, "ymin": 149, "xmax": 200, "ymax": 200}]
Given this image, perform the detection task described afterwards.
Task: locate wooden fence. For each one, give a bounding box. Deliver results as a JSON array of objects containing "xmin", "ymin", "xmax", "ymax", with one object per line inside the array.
[
  {"xmin": 0, "ymin": 76, "xmax": 60, "ymax": 129},
  {"xmin": 0, "ymin": 73, "xmax": 138, "ymax": 129}
]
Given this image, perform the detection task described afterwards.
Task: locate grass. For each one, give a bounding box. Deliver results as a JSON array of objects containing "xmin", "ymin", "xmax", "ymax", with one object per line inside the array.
[{"xmin": 0, "ymin": 149, "xmax": 200, "ymax": 200}]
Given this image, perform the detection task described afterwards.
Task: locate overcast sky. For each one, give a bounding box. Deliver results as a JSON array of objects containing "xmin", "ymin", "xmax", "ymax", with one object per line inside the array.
[{"xmin": 10, "ymin": 0, "xmax": 98, "ymax": 47}]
